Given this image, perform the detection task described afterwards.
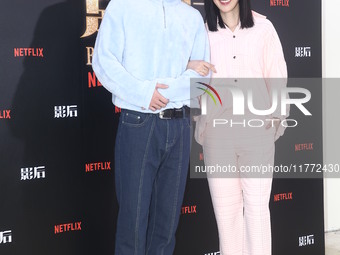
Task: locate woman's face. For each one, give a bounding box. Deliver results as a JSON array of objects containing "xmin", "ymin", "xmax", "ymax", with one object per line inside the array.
[{"xmin": 212, "ymin": 0, "xmax": 240, "ymax": 15}]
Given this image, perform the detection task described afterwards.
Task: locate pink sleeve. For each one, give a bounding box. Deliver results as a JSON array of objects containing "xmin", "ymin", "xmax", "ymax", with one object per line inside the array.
[
  {"xmin": 263, "ymin": 23, "xmax": 289, "ymax": 141},
  {"xmin": 263, "ymin": 24, "xmax": 287, "ymax": 78}
]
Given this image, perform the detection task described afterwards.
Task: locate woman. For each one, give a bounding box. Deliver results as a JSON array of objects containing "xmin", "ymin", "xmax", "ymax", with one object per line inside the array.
[{"xmin": 187, "ymin": 0, "xmax": 288, "ymax": 254}]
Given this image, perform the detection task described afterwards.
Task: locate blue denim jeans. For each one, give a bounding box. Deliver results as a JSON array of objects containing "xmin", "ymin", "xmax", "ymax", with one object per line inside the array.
[{"xmin": 114, "ymin": 109, "xmax": 191, "ymax": 255}]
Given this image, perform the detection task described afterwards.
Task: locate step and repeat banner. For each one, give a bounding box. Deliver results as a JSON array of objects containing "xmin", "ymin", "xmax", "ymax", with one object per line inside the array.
[{"xmin": 0, "ymin": 0, "xmax": 324, "ymax": 254}]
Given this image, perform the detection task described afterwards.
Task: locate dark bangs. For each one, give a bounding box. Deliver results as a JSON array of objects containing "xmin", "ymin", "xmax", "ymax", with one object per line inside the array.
[{"xmin": 204, "ymin": 0, "xmax": 254, "ymax": 32}]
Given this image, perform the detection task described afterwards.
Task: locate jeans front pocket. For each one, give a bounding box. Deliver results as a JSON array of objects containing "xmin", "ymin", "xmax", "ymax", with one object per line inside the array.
[{"xmin": 121, "ymin": 109, "xmax": 151, "ymax": 127}]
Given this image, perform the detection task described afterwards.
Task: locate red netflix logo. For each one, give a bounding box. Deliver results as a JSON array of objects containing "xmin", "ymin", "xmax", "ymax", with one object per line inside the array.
[
  {"xmin": 88, "ymin": 71, "xmax": 102, "ymax": 88},
  {"xmin": 14, "ymin": 48, "xmax": 44, "ymax": 57},
  {"xmin": 0, "ymin": 110, "xmax": 11, "ymax": 119},
  {"xmin": 270, "ymin": 0, "xmax": 289, "ymax": 7},
  {"xmin": 85, "ymin": 162, "xmax": 111, "ymax": 172},
  {"xmin": 295, "ymin": 143, "xmax": 313, "ymax": 151},
  {"xmin": 54, "ymin": 222, "xmax": 81, "ymax": 234},
  {"xmin": 181, "ymin": 205, "xmax": 197, "ymax": 215},
  {"xmin": 199, "ymin": 153, "xmax": 204, "ymax": 161},
  {"xmin": 273, "ymin": 192, "xmax": 293, "ymax": 202},
  {"xmin": 115, "ymin": 106, "xmax": 121, "ymax": 114}
]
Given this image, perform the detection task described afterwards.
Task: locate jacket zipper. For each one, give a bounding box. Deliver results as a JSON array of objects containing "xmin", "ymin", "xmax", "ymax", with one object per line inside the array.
[{"xmin": 162, "ymin": 1, "xmax": 166, "ymax": 28}]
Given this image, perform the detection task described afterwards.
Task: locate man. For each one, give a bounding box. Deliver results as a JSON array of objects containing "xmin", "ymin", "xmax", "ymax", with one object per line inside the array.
[{"xmin": 92, "ymin": 0, "xmax": 210, "ymax": 254}]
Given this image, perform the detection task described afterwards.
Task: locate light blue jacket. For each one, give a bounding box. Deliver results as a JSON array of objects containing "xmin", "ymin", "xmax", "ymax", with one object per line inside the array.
[{"xmin": 92, "ymin": 0, "xmax": 210, "ymax": 113}]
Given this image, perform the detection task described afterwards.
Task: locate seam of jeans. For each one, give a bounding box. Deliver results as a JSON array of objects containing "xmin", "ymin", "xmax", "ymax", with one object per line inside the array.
[
  {"xmin": 117, "ymin": 120, "xmax": 123, "ymax": 204},
  {"xmin": 114, "ymin": 119, "xmax": 123, "ymax": 255},
  {"xmin": 145, "ymin": 177, "xmax": 158, "ymax": 255},
  {"xmin": 166, "ymin": 120, "xmax": 179, "ymax": 151},
  {"xmin": 134, "ymin": 116, "xmax": 156, "ymax": 255},
  {"xmin": 162, "ymin": 121, "xmax": 184, "ymax": 255},
  {"xmin": 165, "ymin": 120, "xmax": 170, "ymax": 152},
  {"xmin": 184, "ymin": 116, "xmax": 191, "ymax": 128}
]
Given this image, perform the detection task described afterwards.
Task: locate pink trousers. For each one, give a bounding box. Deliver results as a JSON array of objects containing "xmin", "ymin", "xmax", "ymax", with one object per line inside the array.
[{"xmin": 202, "ymin": 113, "xmax": 276, "ymax": 255}]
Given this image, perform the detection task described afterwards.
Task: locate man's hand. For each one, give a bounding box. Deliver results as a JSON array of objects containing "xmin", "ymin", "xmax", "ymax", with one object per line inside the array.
[
  {"xmin": 187, "ymin": 60, "xmax": 217, "ymax": 76},
  {"xmin": 148, "ymin": 83, "xmax": 169, "ymax": 111}
]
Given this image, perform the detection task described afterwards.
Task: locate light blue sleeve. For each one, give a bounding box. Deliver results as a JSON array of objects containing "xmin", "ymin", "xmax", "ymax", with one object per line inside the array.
[
  {"xmin": 157, "ymin": 15, "xmax": 211, "ymax": 102},
  {"xmin": 92, "ymin": 1, "xmax": 156, "ymax": 110}
]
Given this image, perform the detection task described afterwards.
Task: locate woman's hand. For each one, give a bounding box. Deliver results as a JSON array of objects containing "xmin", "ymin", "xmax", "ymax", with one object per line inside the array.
[
  {"xmin": 187, "ymin": 60, "xmax": 217, "ymax": 76},
  {"xmin": 266, "ymin": 117, "xmax": 281, "ymax": 135}
]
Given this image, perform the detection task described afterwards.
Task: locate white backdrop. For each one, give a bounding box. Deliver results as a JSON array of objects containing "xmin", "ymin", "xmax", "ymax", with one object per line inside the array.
[{"xmin": 322, "ymin": 0, "xmax": 340, "ymax": 232}]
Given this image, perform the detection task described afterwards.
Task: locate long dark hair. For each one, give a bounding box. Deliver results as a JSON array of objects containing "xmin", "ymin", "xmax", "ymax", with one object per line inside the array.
[{"xmin": 205, "ymin": 0, "xmax": 254, "ymax": 32}]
